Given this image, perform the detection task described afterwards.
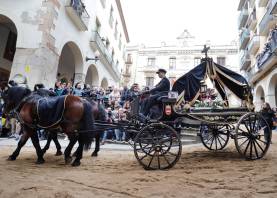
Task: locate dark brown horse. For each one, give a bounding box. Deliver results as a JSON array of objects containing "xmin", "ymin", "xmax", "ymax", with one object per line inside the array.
[
  {"xmin": 3, "ymin": 86, "xmax": 95, "ymax": 166},
  {"xmin": 42, "ymin": 98, "xmax": 107, "ymax": 159}
]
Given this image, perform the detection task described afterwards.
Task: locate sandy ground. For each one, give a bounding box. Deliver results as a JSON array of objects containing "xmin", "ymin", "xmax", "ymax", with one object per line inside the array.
[{"xmin": 0, "ymin": 134, "xmax": 277, "ymax": 198}]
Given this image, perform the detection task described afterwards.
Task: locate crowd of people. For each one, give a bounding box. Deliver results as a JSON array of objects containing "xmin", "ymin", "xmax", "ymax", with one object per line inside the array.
[
  {"xmin": 1, "ymin": 67, "xmax": 277, "ymax": 145},
  {"xmin": 0, "ymin": 79, "xmax": 148, "ymax": 144}
]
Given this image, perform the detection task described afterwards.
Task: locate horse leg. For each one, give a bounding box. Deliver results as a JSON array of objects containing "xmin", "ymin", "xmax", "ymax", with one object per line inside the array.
[
  {"xmin": 64, "ymin": 136, "xmax": 77, "ymax": 164},
  {"xmin": 30, "ymin": 132, "xmax": 45, "ymax": 164},
  {"xmin": 72, "ymin": 139, "xmax": 83, "ymax": 167},
  {"xmin": 52, "ymin": 131, "xmax": 62, "ymax": 156},
  {"xmin": 42, "ymin": 130, "xmax": 51, "ymax": 154},
  {"xmin": 7, "ymin": 132, "xmax": 30, "ymax": 161},
  {"xmin": 91, "ymin": 132, "xmax": 100, "ymax": 157}
]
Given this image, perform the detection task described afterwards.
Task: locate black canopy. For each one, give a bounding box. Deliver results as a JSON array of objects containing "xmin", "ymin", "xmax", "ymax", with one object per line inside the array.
[{"xmin": 172, "ymin": 58, "xmax": 251, "ymax": 105}]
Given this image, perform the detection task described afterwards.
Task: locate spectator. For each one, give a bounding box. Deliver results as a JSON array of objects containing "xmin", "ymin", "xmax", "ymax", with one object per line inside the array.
[
  {"xmin": 54, "ymin": 81, "xmax": 64, "ymax": 96},
  {"xmin": 72, "ymin": 82, "xmax": 83, "ymax": 96}
]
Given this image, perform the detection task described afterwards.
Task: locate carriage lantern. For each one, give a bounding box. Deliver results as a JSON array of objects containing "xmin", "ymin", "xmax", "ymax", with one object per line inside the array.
[{"xmin": 200, "ymin": 80, "xmax": 207, "ymax": 94}]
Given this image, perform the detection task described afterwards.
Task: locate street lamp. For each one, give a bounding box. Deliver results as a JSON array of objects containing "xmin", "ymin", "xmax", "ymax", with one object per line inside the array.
[{"xmin": 86, "ymin": 50, "xmax": 100, "ymax": 62}]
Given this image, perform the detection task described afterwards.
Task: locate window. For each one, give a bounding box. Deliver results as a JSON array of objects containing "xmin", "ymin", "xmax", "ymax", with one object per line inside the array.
[
  {"xmin": 169, "ymin": 57, "xmax": 176, "ymax": 70},
  {"xmin": 112, "ymin": 49, "xmax": 115, "ymax": 61},
  {"xmin": 109, "ymin": 6, "xmax": 114, "ymax": 28},
  {"xmin": 194, "ymin": 57, "xmax": 201, "ymax": 66},
  {"xmin": 105, "ymin": 38, "xmax": 110, "ymax": 49},
  {"xmin": 114, "ymin": 21, "xmax": 118, "ymax": 39},
  {"xmin": 95, "ymin": 17, "xmax": 101, "ymax": 33},
  {"xmin": 118, "ymin": 34, "xmax": 122, "ymax": 50},
  {"xmin": 147, "ymin": 57, "xmax": 156, "ymax": 66},
  {"xmin": 146, "ymin": 77, "xmax": 154, "ymax": 87},
  {"xmin": 217, "ymin": 57, "xmax": 226, "ymax": 66},
  {"xmin": 100, "ymin": 0, "xmax": 106, "ymax": 8}
]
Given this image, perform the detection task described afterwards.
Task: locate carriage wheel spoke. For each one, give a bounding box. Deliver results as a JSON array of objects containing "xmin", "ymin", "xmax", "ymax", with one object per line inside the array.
[
  {"xmin": 244, "ymin": 121, "xmax": 251, "ymax": 133},
  {"xmin": 239, "ymin": 137, "xmax": 249, "ymax": 147},
  {"xmin": 217, "ymin": 135, "xmax": 223, "ymax": 148},
  {"xmin": 249, "ymin": 140, "xmax": 253, "ymax": 159},
  {"xmin": 215, "ymin": 136, "xmax": 218, "ymax": 150},
  {"xmin": 253, "ymin": 140, "xmax": 259, "ymax": 158},
  {"xmin": 205, "ymin": 134, "xmax": 213, "ymax": 143},
  {"xmin": 209, "ymin": 136, "xmax": 215, "ymax": 149},
  {"xmin": 254, "ymin": 139, "xmax": 265, "ymax": 153},
  {"xmin": 157, "ymin": 153, "xmax": 161, "ymax": 169},
  {"xmin": 256, "ymin": 138, "xmax": 267, "ymax": 145},
  {"xmin": 218, "ymin": 134, "xmax": 226, "ymax": 142},
  {"xmin": 147, "ymin": 151, "xmax": 155, "ymax": 168},
  {"xmin": 243, "ymin": 139, "xmax": 251, "ymax": 155},
  {"xmin": 162, "ymin": 154, "xmax": 171, "ymax": 166}
]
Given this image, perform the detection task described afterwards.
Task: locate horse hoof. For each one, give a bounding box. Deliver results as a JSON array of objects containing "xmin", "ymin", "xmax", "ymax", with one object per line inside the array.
[
  {"xmin": 7, "ymin": 155, "xmax": 16, "ymax": 161},
  {"xmin": 36, "ymin": 158, "xmax": 45, "ymax": 164},
  {"xmin": 91, "ymin": 152, "xmax": 98, "ymax": 157},
  {"xmin": 65, "ymin": 156, "xmax": 73, "ymax": 165},
  {"xmin": 55, "ymin": 150, "xmax": 63, "ymax": 156},
  {"xmin": 71, "ymin": 161, "xmax": 81, "ymax": 167}
]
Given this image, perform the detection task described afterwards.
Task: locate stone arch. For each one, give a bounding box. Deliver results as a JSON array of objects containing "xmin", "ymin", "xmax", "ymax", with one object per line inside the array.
[
  {"xmin": 255, "ymin": 85, "xmax": 265, "ymax": 111},
  {"xmin": 85, "ymin": 64, "xmax": 99, "ymax": 87},
  {"xmin": 268, "ymin": 73, "xmax": 277, "ymax": 107},
  {"xmin": 101, "ymin": 78, "xmax": 108, "ymax": 89},
  {"xmin": 0, "ymin": 14, "xmax": 17, "ymax": 83},
  {"xmin": 57, "ymin": 41, "xmax": 83, "ymax": 84}
]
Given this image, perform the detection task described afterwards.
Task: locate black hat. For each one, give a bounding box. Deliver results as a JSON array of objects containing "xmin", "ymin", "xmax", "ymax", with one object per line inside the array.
[{"xmin": 156, "ymin": 68, "xmax": 167, "ymax": 74}]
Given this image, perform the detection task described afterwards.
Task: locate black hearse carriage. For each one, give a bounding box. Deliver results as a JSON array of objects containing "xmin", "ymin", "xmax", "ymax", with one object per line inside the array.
[{"xmin": 95, "ymin": 57, "xmax": 272, "ymax": 170}]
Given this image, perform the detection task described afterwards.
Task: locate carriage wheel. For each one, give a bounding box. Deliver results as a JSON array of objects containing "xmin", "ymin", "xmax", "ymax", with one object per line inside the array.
[
  {"xmin": 234, "ymin": 112, "xmax": 272, "ymax": 160},
  {"xmin": 199, "ymin": 124, "xmax": 230, "ymax": 150},
  {"xmin": 134, "ymin": 123, "xmax": 182, "ymax": 170}
]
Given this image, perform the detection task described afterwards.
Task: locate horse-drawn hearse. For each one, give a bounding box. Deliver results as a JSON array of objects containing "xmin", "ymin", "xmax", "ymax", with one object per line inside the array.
[
  {"xmin": 2, "ymin": 57, "xmax": 272, "ymax": 170},
  {"xmin": 95, "ymin": 57, "xmax": 272, "ymax": 170}
]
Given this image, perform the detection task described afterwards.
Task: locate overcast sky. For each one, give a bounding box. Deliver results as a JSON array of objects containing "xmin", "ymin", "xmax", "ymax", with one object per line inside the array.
[{"xmin": 121, "ymin": 0, "xmax": 239, "ymax": 45}]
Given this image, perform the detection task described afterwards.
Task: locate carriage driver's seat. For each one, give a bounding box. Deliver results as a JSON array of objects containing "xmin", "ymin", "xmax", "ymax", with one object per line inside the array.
[{"xmin": 148, "ymin": 92, "xmax": 177, "ymax": 119}]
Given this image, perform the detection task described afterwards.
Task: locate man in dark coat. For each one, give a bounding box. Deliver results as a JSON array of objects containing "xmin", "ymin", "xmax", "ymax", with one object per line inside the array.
[{"xmin": 141, "ymin": 68, "xmax": 170, "ymax": 116}]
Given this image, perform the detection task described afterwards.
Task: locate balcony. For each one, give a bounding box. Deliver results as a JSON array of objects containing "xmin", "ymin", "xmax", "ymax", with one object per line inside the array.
[
  {"xmin": 239, "ymin": 29, "xmax": 250, "ymax": 50},
  {"xmin": 65, "ymin": 0, "xmax": 90, "ymax": 31},
  {"xmin": 247, "ymin": 9, "xmax": 257, "ymax": 30},
  {"xmin": 122, "ymin": 70, "xmax": 131, "ymax": 78},
  {"xmin": 270, "ymin": 0, "xmax": 277, "ymax": 14},
  {"xmin": 259, "ymin": 9, "xmax": 277, "ymax": 36},
  {"xmin": 125, "ymin": 55, "xmax": 133, "ymax": 64},
  {"xmin": 248, "ymin": 35, "xmax": 260, "ymax": 54},
  {"xmin": 90, "ymin": 31, "xmax": 120, "ymax": 79},
  {"xmin": 258, "ymin": 0, "xmax": 269, "ymax": 7},
  {"xmin": 240, "ymin": 51, "xmax": 251, "ymax": 71},
  {"xmin": 252, "ymin": 30, "xmax": 277, "ymax": 83},
  {"xmin": 238, "ymin": 0, "xmax": 246, "ymax": 11},
  {"xmin": 238, "ymin": 9, "xmax": 249, "ymax": 29}
]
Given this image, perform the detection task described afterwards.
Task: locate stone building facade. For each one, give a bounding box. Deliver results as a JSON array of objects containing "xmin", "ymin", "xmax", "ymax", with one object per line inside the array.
[
  {"xmin": 0, "ymin": 0, "xmax": 129, "ymax": 89},
  {"xmin": 124, "ymin": 30, "xmax": 239, "ymax": 89},
  {"xmin": 237, "ymin": 0, "xmax": 277, "ymax": 109}
]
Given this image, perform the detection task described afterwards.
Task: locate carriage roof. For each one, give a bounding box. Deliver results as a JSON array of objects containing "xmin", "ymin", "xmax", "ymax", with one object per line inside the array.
[{"xmin": 172, "ymin": 58, "xmax": 252, "ymax": 105}]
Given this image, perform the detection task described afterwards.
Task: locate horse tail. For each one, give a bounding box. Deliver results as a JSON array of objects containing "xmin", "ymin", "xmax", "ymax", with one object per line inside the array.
[{"xmin": 81, "ymin": 100, "xmax": 95, "ymax": 151}]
